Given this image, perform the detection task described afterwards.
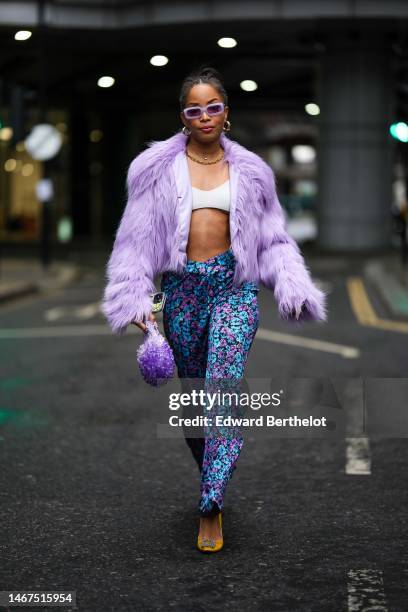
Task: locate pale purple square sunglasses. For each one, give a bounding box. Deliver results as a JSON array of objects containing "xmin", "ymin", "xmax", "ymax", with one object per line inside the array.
[{"xmin": 182, "ymin": 102, "xmax": 225, "ymax": 120}]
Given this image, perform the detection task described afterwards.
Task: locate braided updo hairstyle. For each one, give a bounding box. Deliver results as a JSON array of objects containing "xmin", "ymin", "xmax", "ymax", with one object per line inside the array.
[{"xmin": 179, "ymin": 64, "xmax": 228, "ymax": 110}]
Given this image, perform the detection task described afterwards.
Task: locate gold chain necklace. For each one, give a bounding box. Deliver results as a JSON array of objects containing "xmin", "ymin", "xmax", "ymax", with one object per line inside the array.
[{"xmin": 186, "ymin": 148, "xmax": 224, "ymax": 165}]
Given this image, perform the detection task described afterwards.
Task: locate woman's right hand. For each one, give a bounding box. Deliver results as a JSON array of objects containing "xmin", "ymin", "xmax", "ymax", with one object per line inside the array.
[{"xmin": 132, "ymin": 312, "xmax": 157, "ymax": 333}]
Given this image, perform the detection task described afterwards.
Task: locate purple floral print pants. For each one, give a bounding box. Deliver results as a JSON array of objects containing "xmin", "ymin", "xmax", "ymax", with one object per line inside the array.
[{"xmin": 160, "ymin": 247, "xmax": 259, "ymax": 517}]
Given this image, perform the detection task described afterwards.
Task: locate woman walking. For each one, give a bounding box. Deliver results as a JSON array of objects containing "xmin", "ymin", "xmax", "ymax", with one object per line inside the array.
[{"xmin": 102, "ymin": 65, "xmax": 327, "ymax": 553}]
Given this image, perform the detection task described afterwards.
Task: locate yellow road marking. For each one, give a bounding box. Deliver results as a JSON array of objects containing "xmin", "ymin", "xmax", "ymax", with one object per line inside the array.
[{"xmin": 347, "ymin": 276, "xmax": 408, "ymax": 333}]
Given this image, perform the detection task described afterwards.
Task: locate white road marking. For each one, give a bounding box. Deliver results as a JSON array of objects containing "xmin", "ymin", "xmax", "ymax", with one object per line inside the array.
[
  {"xmin": 0, "ymin": 326, "xmax": 361, "ymax": 359},
  {"xmin": 44, "ymin": 307, "xmax": 69, "ymax": 322},
  {"xmin": 0, "ymin": 325, "xmax": 115, "ymax": 338},
  {"xmin": 256, "ymin": 328, "xmax": 360, "ymax": 358},
  {"xmin": 44, "ymin": 302, "xmax": 102, "ymax": 321},
  {"xmin": 345, "ymin": 437, "xmax": 371, "ymax": 475},
  {"xmin": 347, "ymin": 569, "xmax": 388, "ymax": 611},
  {"xmin": 75, "ymin": 303, "xmax": 102, "ymax": 319},
  {"xmin": 0, "ymin": 323, "xmax": 359, "ymax": 358}
]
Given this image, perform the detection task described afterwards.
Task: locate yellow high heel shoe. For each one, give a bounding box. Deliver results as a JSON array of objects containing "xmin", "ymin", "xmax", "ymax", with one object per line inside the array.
[{"xmin": 197, "ymin": 512, "xmax": 223, "ymax": 553}]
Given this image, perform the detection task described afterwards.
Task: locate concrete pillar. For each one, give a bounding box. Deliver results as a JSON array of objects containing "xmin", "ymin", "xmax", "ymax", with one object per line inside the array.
[{"xmin": 316, "ymin": 32, "xmax": 395, "ymax": 251}]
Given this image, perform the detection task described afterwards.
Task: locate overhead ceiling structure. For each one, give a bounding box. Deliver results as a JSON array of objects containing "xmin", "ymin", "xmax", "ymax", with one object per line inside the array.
[
  {"xmin": 1, "ymin": 0, "xmax": 408, "ymax": 250},
  {"xmin": 1, "ymin": 0, "xmax": 408, "ymax": 29},
  {"xmin": 0, "ymin": 0, "xmax": 408, "ymax": 119}
]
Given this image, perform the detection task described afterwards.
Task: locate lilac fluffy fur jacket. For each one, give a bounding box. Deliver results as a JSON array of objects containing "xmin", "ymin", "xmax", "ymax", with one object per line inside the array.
[{"xmin": 102, "ymin": 129, "xmax": 328, "ymax": 335}]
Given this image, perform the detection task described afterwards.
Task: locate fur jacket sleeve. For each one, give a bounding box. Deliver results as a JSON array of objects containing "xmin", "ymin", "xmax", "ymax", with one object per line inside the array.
[
  {"xmin": 257, "ymin": 160, "xmax": 328, "ymax": 324},
  {"xmin": 101, "ymin": 155, "xmax": 158, "ymax": 335}
]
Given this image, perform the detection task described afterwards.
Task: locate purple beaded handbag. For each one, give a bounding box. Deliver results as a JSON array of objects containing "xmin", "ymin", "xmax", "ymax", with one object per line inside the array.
[{"xmin": 136, "ymin": 320, "xmax": 175, "ymax": 387}]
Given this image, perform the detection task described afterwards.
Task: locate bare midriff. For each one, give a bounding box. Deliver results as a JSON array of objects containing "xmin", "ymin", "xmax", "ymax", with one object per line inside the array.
[{"xmin": 185, "ymin": 152, "xmax": 231, "ymax": 263}]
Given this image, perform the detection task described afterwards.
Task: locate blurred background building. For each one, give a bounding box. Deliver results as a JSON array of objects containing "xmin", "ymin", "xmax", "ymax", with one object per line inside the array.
[{"xmin": 1, "ymin": 0, "xmax": 408, "ymax": 259}]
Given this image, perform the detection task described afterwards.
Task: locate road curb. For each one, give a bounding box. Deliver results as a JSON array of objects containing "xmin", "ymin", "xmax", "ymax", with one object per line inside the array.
[
  {"xmin": 0, "ymin": 262, "xmax": 81, "ymax": 304},
  {"xmin": 363, "ymin": 259, "xmax": 408, "ymax": 319},
  {"xmin": 0, "ymin": 281, "xmax": 40, "ymax": 303}
]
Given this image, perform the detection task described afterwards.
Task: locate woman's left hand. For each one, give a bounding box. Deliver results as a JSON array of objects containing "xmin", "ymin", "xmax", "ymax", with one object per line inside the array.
[{"xmin": 293, "ymin": 302, "xmax": 306, "ymax": 320}]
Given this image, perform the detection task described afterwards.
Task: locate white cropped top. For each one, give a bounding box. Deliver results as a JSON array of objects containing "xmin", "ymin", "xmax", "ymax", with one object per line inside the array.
[{"xmin": 191, "ymin": 179, "xmax": 230, "ymax": 213}]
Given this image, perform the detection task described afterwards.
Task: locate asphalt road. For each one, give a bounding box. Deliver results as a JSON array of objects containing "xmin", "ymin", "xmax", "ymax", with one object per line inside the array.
[{"xmin": 0, "ymin": 256, "xmax": 407, "ymax": 612}]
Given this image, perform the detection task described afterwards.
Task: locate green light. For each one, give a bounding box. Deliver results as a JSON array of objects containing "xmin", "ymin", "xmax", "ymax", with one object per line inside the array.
[
  {"xmin": 57, "ymin": 216, "xmax": 72, "ymax": 242},
  {"xmin": 390, "ymin": 122, "xmax": 408, "ymax": 142},
  {"xmin": 0, "ymin": 377, "xmax": 30, "ymax": 390},
  {"xmin": 0, "ymin": 408, "xmax": 48, "ymax": 427}
]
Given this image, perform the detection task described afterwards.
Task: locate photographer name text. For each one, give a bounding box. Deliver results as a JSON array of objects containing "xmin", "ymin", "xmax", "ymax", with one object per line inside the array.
[{"xmin": 168, "ymin": 415, "xmax": 327, "ymax": 428}]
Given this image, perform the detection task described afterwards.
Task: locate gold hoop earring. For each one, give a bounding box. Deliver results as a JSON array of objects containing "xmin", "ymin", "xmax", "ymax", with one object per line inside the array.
[
  {"xmin": 182, "ymin": 126, "xmax": 191, "ymax": 135},
  {"xmin": 223, "ymin": 120, "xmax": 231, "ymax": 132}
]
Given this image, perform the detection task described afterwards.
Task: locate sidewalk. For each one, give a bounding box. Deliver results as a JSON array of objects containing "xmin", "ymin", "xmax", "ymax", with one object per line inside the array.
[
  {"xmin": 363, "ymin": 253, "xmax": 408, "ymax": 319},
  {"xmin": 0, "ymin": 258, "xmax": 81, "ymax": 303}
]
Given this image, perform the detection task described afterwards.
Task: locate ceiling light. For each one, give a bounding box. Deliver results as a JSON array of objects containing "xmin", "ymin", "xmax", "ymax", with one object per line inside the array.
[
  {"xmin": 217, "ymin": 37, "xmax": 237, "ymax": 48},
  {"xmin": 90, "ymin": 129, "xmax": 103, "ymax": 143},
  {"xmin": 98, "ymin": 76, "xmax": 115, "ymax": 88},
  {"xmin": 292, "ymin": 145, "xmax": 316, "ymax": 164},
  {"xmin": 0, "ymin": 127, "xmax": 13, "ymax": 141},
  {"xmin": 150, "ymin": 55, "xmax": 169, "ymax": 67},
  {"xmin": 22, "ymin": 163, "xmax": 34, "ymax": 177},
  {"xmin": 240, "ymin": 80, "xmax": 258, "ymax": 92},
  {"xmin": 305, "ymin": 103, "xmax": 320, "ymax": 116},
  {"xmin": 4, "ymin": 159, "xmax": 17, "ymax": 172},
  {"xmin": 15, "ymin": 30, "xmax": 32, "ymax": 41}
]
